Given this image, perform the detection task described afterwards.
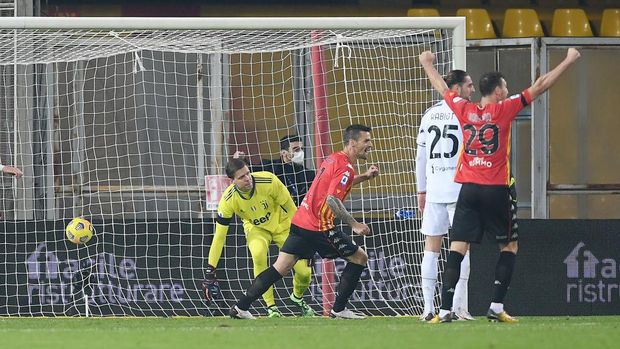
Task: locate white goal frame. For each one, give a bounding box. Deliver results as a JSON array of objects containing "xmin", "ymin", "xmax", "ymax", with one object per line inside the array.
[
  {"xmin": 0, "ymin": 16, "xmax": 465, "ymax": 317},
  {"xmin": 0, "ymin": 16, "xmax": 464, "ymax": 66}
]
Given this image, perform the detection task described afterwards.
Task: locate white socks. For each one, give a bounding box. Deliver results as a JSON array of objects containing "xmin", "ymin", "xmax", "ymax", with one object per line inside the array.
[
  {"xmin": 422, "ymin": 249, "xmax": 470, "ymax": 315},
  {"xmin": 490, "ymin": 302, "xmax": 504, "ymax": 313},
  {"xmin": 439, "ymin": 309, "xmax": 451, "ymax": 318},
  {"xmin": 453, "ymin": 250, "xmax": 470, "ymax": 313},
  {"xmin": 421, "ymin": 250, "xmax": 439, "ymax": 314}
]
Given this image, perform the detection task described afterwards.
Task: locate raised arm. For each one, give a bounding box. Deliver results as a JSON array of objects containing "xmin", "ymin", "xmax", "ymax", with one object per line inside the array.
[
  {"xmin": 419, "ymin": 51, "xmax": 449, "ymax": 96},
  {"xmin": 528, "ymin": 48, "xmax": 581, "ymax": 100}
]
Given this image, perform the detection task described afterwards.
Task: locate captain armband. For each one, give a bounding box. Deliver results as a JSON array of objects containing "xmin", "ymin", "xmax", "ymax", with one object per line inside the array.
[{"xmin": 215, "ymin": 215, "xmax": 232, "ymax": 226}]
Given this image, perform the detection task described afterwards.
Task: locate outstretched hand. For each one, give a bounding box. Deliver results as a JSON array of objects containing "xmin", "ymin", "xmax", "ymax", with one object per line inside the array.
[
  {"xmin": 419, "ymin": 50, "xmax": 435, "ymax": 65},
  {"xmin": 566, "ymin": 48, "xmax": 581, "ymax": 63},
  {"xmin": 418, "ymin": 50, "xmax": 448, "ymax": 95}
]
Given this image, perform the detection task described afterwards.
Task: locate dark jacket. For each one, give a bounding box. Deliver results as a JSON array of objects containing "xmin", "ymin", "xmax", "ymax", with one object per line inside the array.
[{"xmin": 249, "ymin": 159, "xmax": 315, "ymax": 206}]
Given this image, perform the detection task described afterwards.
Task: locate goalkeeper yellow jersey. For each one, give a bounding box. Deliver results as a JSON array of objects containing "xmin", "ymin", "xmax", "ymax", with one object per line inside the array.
[
  {"xmin": 216, "ymin": 171, "xmax": 297, "ymax": 234},
  {"xmin": 208, "ymin": 171, "xmax": 297, "ymax": 267}
]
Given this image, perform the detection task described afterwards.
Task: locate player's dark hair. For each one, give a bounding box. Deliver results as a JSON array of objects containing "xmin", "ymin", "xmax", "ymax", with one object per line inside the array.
[
  {"xmin": 479, "ymin": 71, "xmax": 505, "ymax": 96},
  {"xmin": 225, "ymin": 158, "xmax": 248, "ymax": 179},
  {"xmin": 279, "ymin": 135, "xmax": 301, "ymax": 151},
  {"xmin": 444, "ymin": 70, "xmax": 469, "ymax": 88},
  {"xmin": 344, "ymin": 124, "xmax": 372, "ymax": 144}
]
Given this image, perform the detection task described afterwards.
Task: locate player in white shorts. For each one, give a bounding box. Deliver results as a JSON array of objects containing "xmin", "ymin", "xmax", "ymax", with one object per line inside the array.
[{"xmin": 415, "ymin": 70, "xmax": 475, "ymax": 321}]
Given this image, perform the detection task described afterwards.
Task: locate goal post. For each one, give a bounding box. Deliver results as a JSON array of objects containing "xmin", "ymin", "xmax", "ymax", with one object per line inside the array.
[{"xmin": 0, "ymin": 17, "xmax": 465, "ymax": 317}]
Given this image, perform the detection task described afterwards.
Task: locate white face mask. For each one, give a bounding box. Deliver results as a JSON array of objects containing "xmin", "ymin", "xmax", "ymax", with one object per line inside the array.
[{"xmin": 291, "ymin": 150, "xmax": 305, "ymax": 165}]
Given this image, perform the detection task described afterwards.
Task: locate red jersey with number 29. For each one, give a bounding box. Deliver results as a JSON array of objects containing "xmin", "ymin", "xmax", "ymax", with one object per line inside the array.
[
  {"xmin": 292, "ymin": 151, "xmax": 355, "ymax": 232},
  {"xmin": 444, "ymin": 89, "xmax": 532, "ymax": 186}
]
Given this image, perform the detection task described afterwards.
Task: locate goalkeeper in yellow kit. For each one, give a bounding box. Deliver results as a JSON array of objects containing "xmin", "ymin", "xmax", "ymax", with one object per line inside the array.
[{"xmin": 202, "ymin": 158, "xmax": 314, "ymax": 317}]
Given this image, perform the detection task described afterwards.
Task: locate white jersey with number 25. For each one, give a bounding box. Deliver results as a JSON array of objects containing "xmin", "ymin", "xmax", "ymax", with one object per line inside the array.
[{"xmin": 416, "ymin": 100, "xmax": 463, "ymax": 203}]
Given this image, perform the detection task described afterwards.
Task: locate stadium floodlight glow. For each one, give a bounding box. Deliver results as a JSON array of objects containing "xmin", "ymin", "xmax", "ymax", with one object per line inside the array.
[{"xmin": 0, "ymin": 16, "xmax": 464, "ymax": 316}]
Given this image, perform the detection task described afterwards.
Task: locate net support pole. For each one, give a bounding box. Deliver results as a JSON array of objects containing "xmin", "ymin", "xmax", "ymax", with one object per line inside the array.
[
  {"xmin": 452, "ymin": 18, "xmax": 466, "ymax": 70},
  {"xmin": 44, "ymin": 63, "xmax": 56, "ymax": 219},
  {"xmin": 84, "ymin": 294, "xmax": 90, "ymax": 317},
  {"xmin": 310, "ymin": 31, "xmax": 336, "ymax": 316},
  {"xmin": 209, "ymin": 49, "xmax": 226, "ymax": 175},
  {"xmin": 70, "ymin": 61, "xmax": 86, "ymax": 218},
  {"xmin": 197, "ymin": 54, "xmax": 205, "ymax": 198}
]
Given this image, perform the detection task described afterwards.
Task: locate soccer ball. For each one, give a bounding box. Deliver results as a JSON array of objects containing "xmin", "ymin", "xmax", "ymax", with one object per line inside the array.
[{"xmin": 65, "ymin": 217, "xmax": 93, "ymax": 244}]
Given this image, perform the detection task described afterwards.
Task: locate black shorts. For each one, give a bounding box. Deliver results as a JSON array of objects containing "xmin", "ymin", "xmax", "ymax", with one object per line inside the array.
[
  {"xmin": 451, "ymin": 183, "xmax": 518, "ymax": 244},
  {"xmin": 281, "ymin": 223, "xmax": 359, "ymax": 260}
]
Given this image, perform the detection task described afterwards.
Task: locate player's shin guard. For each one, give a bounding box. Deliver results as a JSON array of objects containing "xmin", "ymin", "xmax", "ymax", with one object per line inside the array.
[
  {"xmin": 237, "ymin": 266, "xmax": 283, "ymax": 311},
  {"xmin": 332, "ymin": 262, "xmax": 365, "ymax": 312},
  {"xmin": 439, "ymin": 251, "xmax": 465, "ymax": 311},
  {"xmin": 421, "ymin": 250, "xmax": 439, "ymax": 314},
  {"xmin": 492, "ymin": 251, "xmax": 516, "ymax": 303}
]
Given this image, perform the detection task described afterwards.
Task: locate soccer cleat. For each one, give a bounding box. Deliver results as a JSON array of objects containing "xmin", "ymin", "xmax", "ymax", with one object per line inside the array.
[
  {"xmin": 289, "ymin": 294, "xmax": 315, "ymax": 317},
  {"xmin": 420, "ymin": 312, "xmax": 435, "ymax": 322},
  {"xmin": 454, "ymin": 310, "xmax": 476, "ymax": 321},
  {"xmin": 329, "ymin": 308, "xmax": 367, "ymax": 320},
  {"xmin": 229, "ymin": 305, "xmax": 255, "ymax": 320},
  {"xmin": 429, "ymin": 312, "xmax": 453, "ymax": 324},
  {"xmin": 486, "ymin": 309, "xmax": 518, "ymax": 323},
  {"xmin": 267, "ymin": 305, "xmax": 283, "ymax": 318}
]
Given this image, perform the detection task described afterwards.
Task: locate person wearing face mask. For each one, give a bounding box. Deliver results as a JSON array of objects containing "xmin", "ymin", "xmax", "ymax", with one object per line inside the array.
[
  {"xmin": 233, "ymin": 135, "xmax": 315, "ymax": 206},
  {"xmin": 229, "ymin": 124, "xmax": 379, "ymax": 320}
]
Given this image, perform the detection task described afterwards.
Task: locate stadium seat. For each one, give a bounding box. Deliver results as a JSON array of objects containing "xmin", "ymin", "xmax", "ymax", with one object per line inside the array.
[
  {"xmin": 456, "ymin": 8, "xmax": 497, "ymax": 39},
  {"xmin": 600, "ymin": 9, "xmax": 620, "ymax": 37},
  {"xmin": 502, "ymin": 9, "xmax": 544, "ymax": 37},
  {"xmin": 551, "ymin": 9, "xmax": 593, "ymax": 37},
  {"xmin": 406, "ymin": 8, "xmax": 440, "ymax": 17}
]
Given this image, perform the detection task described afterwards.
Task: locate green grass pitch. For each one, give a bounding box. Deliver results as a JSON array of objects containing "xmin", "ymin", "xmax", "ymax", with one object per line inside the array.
[{"xmin": 2, "ymin": 316, "xmax": 619, "ymax": 349}]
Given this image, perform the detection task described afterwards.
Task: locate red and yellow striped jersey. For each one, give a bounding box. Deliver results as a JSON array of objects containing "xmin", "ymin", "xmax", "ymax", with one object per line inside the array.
[
  {"xmin": 292, "ymin": 151, "xmax": 355, "ymax": 232},
  {"xmin": 444, "ymin": 89, "xmax": 531, "ymax": 186}
]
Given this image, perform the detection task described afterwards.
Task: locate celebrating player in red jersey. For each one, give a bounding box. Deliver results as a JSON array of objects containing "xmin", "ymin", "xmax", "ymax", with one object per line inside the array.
[
  {"xmin": 445, "ymin": 86, "xmax": 531, "ymax": 186},
  {"xmin": 293, "ymin": 151, "xmax": 356, "ymax": 232},
  {"xmin": 420, "ymin": 48, "xmax": 581, "ymax": 323},
  {"xmin": 230, "ymin": 124, "xmax": 379, "ymax": 319}
]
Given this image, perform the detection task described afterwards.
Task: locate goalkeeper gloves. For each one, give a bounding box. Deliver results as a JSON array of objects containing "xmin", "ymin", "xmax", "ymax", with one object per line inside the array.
[{"xmin": 201, "ymin": 265, "xmax": 220, "ymax": 306}]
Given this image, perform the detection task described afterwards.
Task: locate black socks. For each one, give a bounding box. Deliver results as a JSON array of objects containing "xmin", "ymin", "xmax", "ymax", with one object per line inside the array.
[
  {"xmin": 237, "ymin": 266, "xmax": 283, "ymax": 310},
  {"xmin": 440, "ymin": 250, "xmax": 465, "ymax": 311},
  {"xmin": 492, "ymin": 251, "xmax": 516, "ymax": 303},
  {"xmin": 332, "ymin": 263, "xmax": 366, "ymax": 312}
]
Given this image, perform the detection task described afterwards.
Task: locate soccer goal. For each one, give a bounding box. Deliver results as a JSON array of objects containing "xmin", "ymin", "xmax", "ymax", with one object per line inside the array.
[{"xmin": 0, "ymin": 17, "xmax": 464, "ymax": 317}]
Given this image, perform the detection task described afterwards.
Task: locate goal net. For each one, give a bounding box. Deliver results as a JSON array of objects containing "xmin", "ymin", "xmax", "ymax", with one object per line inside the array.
[{"xmin": 0, "ymin": 17, "xmax": 464, "ymax": 317}]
